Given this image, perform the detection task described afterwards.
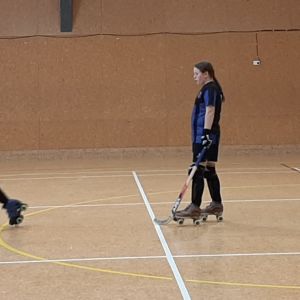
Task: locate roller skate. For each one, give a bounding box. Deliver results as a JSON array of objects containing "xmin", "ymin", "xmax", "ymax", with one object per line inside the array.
[
  {"xmin": 201, "ymin": 201, "xmax": 223, "ymax": 222},
  {"xmin": 4, "ymin": 199, "xmax": 28, "ymax": 225},
  {"xmin": 173, "ymin": 203, "xmax": 202, "ymax": 225}
]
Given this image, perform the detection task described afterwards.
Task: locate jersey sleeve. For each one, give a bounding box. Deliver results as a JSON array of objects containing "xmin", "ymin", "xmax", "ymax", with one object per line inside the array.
[{"xmin": 203, "ymin": 87, "xmax": 217, "ymax": 107}]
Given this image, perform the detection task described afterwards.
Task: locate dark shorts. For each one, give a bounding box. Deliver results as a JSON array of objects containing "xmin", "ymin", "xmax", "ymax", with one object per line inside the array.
[{"xmin": 192, "ymin": 133, "xmax": 220, "ymax": 162}]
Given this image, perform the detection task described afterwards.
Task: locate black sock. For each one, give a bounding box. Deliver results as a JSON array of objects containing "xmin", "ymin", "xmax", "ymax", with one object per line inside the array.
[
  {"xmin": 204, "ymin": 167, "xmax": 222, "ymax": 203},
  {"xmin": 191, "ymin": 166, "xmax": 205, "ymax": 207},
  {"xmin": 0, "ymin": 188, "xmax": 9, "ymax": 207}
]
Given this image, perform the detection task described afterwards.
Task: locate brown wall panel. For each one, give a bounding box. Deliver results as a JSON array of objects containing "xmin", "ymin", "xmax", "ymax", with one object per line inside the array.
[
  {"xmin": 102, "ymin": 0, "xmax": 165, "ymax": 34},
  {"xmin": 40, "ymin": 120, "xmax": 98, "ymax": 149},
  {"xmin": 0, "ymin": 32, "xmax": 299, "ymax": 150},
  {"xmin": 100, "ymin": 36, "xmax": 166, "ymax": 118},
  {"xmin": 0, "ymin": 0, "xmax": 38, "ymax": 36},
  {"xmin": 158, "ymin": 0, "xmax": 300, "ymax": 33},
  {"xmin": 99, "ymin": 0, "xmax": 300, "ymax": 35},
  {"xmin": 0, "ymin": 38, "xmax": 40, "ymax": 150},
  {"xmin": 0, "ymin": 1, "xmax": 299, "ymax": 151},
  {"xmin": 1, "ymin": 1, "xmax": 300, "ymax": 38},
  {"xmin": 37, "ymin": 37, "xmax": 103, "ymax": 122},
  {"xmin": 0, "ymin": 121, "xmax": 39, "ymax": 151},
  {"xmin": 37, "ymin": 0, "xmax": 60, "ymax": 34},
  {"xmin": 93, "ymin": 118, "xmax": 167, "ymax": 148},
  {"xmin": 36, "ymin": 35, "xmax": 168, "ymax": 149},
  {"xmin": 72, "ymin": 0, "xmax": 102, "ymax": 34},
  {"xmin": 0, "ymin": 39, "xmax": 39, "ymax": 121}
]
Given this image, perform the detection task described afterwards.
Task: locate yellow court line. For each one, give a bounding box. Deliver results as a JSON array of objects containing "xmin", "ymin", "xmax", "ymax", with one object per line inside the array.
[
  {"xmin": 0, "ymin": 196, "xmax": 300, "ymax": 291},
  {"xmin": 187, "ymin": 279, "xmax": 300, "ymax": 290},
  {"xmin": 0, "ymin": 225, "xmax": 171, "ymax": 281}
]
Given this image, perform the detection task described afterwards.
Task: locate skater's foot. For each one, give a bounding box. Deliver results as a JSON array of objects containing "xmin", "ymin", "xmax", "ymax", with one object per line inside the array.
[
  {"xmin": 202, "ymin": 201, "xmax": 223, "ymax": 215},
  {"xmin": 5, "ymin": 199, "xmax": 27, "ymax": 225},
  {"xmin": 175, "ymin": 203, "xmax": 193, "ymax": 215},
  {"xmin": 175, "ymin": 203, "xmax": 202, "ymax": 219}
]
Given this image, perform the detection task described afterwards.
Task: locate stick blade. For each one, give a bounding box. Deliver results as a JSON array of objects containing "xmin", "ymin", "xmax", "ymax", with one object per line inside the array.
[{"xmin": 153, "ymin": 216, "xmax": 172, "ymax": 225}]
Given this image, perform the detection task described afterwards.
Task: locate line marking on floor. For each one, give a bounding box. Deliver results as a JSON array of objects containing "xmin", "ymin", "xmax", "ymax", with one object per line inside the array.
[
  {"xmin": 1, "ymin": 166, "xmax": 298, "ymax": 181},
  {"xmin": 280, "ymin": 163, "xmax": 300, "ymax": 174},
  {"xmin": 1, "ymin": 195, "xmax": 300, "ymax": 290},
  {"xmin": 0, "ymin": 166, "xmax": 295, "ymax": 177},
  {"xmin": 0, "ymin": 170, "xmax": 296, "ymax": 181},
  {"xmin": 132, "ymin": 171, "xmax": 191, "ymax": 300},
  {"xmin": 1, "ymin": 251, "xmax": 300, "ymax": 265},
  {"xmin": 26, "ymin": 197, "xmax": 300, "ymax": 209}
]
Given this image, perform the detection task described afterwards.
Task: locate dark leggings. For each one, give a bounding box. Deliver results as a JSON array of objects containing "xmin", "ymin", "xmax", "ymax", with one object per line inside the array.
[
  {"xmin": 191, "ymin": 166, "xmax": 205, "ymax": 207},
  {"xmin": 204, "ymin": 166, "xmax": 222, "ymax": 203},
  {"xmin": 191, "ymin": 166, "xmax": 222, "ymax": 207}
]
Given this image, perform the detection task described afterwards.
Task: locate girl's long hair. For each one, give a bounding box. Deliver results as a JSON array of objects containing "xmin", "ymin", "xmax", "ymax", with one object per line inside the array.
[{"xmin": 195, "ymin": 61, "xmax": 225, "ymax": 102}]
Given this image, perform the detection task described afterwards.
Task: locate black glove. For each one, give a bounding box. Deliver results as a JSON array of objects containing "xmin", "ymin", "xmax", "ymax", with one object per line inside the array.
[{"xmin": 201, "ymin": 129, "xmax": 212, "ymax": 148}]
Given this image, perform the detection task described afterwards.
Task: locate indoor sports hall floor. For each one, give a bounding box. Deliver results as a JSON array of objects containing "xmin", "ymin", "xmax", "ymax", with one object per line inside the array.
[{"xmin": 0, "ymin": 148, "xmax": 299, "ymax": 300}]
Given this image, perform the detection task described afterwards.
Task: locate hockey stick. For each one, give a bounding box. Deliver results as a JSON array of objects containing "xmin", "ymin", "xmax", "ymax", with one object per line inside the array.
[
  {"xmin": 153, "ymin": 146, "xmax": 208, "ymax": 225},
  {"xmin": 280, "ymin": 163, "xmax": 300, "ymax": 174}
]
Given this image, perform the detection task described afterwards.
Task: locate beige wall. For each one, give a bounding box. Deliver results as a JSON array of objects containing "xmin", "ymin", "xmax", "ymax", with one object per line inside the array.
[{"xmin": 0, "ymin": 0, "xmax": 299, "ymax": 150}]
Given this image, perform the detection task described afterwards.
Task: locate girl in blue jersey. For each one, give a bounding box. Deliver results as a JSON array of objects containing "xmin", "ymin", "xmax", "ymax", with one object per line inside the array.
[{"xmin": 175, "ymin": 61, "xmax": 224, "ymax": 220}]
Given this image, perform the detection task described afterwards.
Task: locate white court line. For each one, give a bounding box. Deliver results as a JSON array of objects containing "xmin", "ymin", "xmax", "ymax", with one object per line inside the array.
[
  {"xmin": 222, "ymin": 183, "xmax": 300, "ymax": 189},
  {"xmin": 0, "ymin": 174, "xmax": 133, "ymax": 181},
  {"xmin": 27, "ymin": 198, "xmax": 300, "ymax": 210},
  {"xmin": 132, "ymin": 171, "xmax": 191, "ymax": 300},
  {"xmin": 0, "ymin": 169, "xmax": 297, "ymax": 181},
  {"xmin": 1, "ymin": 251, "xmax": 300, "ymax": 265},
  {"xmin": 139, "ymin": 171, "xmax": 294, "ymax": 176},
  {"xmin": 0, "ymin": 170, "xmax": 132, "ymax": 177},
  {"xmin": 0, "ymin": 166, "xmax": 291, "ymax": 177}
]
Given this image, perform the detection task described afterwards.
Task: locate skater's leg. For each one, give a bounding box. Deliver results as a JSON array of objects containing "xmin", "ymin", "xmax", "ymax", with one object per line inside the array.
[
  {"xmin": 0, "ymin": 188, "xmax": 27, "ymax": 225},
  {"xmin": 204, "ymin": 163, "xmax": 222, "ymax": 204},
  {"xmin": 0, "ymin": 188, "xmax": 9, "ymax": 208},
  {"xmin": 175, "ymin": 166, "xmax": 204, "ymax": 219},
  {"xmin": 191, "ymin": 165, "xmax": 205, "ymax": 207},
  {"xmin": 203, "ymin": 168, "xmax": 223, "ymax": 216},
  {"xmin": 175, "ymin": 143, "xmax": 206, "ymax": 219},
  {"xmin": 191, "ymin": 143, "xmax": 206, "ymax": 207},
  {"xmin": 202, "ymin": 162, "xmax": 223, "ymax": 216}
]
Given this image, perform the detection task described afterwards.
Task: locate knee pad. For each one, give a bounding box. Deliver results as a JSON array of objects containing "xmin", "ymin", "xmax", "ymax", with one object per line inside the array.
[
  {"xmin": 192, "ymin": 166, "xmax": 205, "ymax": 206},
  {"xmin": 204, "ymin": 166, "xmax": 217, "ymax": 179},
  {"xmin": 194, "ymin": 165, "xmax": 205, "ymax": 180}
]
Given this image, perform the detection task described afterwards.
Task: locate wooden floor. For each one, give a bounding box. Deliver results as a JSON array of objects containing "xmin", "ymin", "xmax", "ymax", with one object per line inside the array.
[{"xmin": 0, "ymin": 149, "xmax": 299, "ymax": 300}]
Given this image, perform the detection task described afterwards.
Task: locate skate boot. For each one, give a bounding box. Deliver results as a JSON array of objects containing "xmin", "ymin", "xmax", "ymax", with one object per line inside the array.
[
  {"xmin": 4, "ymin": 199, "xmax": 28, "ymax": 225},
  {"xmin": 201, "ymin": 201, "xmax": 223, "ymax": 222},
  {"xmin": 174, "ymin": 203, "xmax": 202, "ymax": 225},
  {"xmin": 174, "ymin": 202, "xmax": 193, "ymax": 215}
]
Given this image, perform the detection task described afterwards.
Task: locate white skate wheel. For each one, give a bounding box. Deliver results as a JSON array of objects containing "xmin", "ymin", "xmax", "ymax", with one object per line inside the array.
[
  {"xmin": 16, "ymin": 215, "xmax": 24, "ymax": 224},
  {"xmin": 178, "ymin": 219, "xmax": 184, "ymax": 225},
  {"xmin": 21, "ymin": 204, "xmax": 28, "ymax": 211},
  {"xmin": 217, "ymin": 215, "xmax": 223, "ymax": 222},
  {"xmin": 193, "ymin": 219, "xmax": 201, "ymax": 225}
]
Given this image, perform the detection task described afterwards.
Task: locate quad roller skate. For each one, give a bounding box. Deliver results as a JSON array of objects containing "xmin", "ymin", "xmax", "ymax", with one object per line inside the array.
[
  {"xmin": 4, "ymin": 199, "xmax": 28, "ymax": 225},
  {"xmin": 201, "ymin": 201, "xmax": 223, "ymax": 222},
  {"xmin": 173, "ymin": 203, "xmax": 202, "ymax": 225}
]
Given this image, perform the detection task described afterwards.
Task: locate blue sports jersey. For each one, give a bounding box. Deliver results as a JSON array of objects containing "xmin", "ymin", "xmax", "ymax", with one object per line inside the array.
[{"xmin": 191, "ymin": 81, "xmax": 222, "ymax": 143}]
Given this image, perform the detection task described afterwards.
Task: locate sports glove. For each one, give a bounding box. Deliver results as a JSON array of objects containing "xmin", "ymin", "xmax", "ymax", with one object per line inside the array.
[{"xmin": 201, "ymin": 129, "xmax": 212, "ymax": 148}]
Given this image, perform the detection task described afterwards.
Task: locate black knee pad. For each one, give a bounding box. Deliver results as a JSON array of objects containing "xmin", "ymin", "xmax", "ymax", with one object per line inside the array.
[
  {"xmin": 194, "ymin": 165, "xmax": 205, "ymax": 180},
  {"xmin": 191, "ymin": 166, "xmax": 205, "ymax": 206},
  {"xmin": 204, "ymin": 166, "xmax": 217, "ymax": 179}
]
